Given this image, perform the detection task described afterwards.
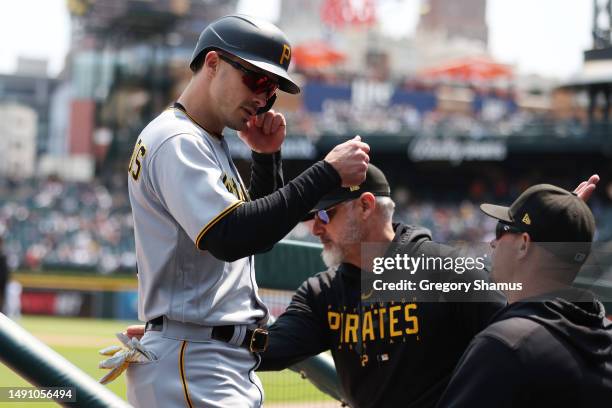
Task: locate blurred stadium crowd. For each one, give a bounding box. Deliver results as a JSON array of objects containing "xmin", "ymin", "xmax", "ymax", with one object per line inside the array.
[
  {"xmin": 286, "ymin": 77, "xmax": 576, "ymax": 139},
  {"xmin": 284, "ymin": 106, "xmax": 583, "ymax": 140},
  {"xmin": 280, "ymin": 75, "xmax": 594, "ymax": 140},
  {"xmin": 3, "ymin": 175, "xmax": 611, "ymax": 274},
  {"xmin": 0, "ymin": 178, "xmax": 134, "ymax": 273}
]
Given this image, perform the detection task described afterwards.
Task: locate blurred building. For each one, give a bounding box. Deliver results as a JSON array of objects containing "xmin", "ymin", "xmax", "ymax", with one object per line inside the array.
[
  {"xmin": 411, "ymin": 0, "xmax": 489, "ymax": 72},
  {"xmin": 0, "ymin": 103, "xmax": 37, "ymax": 179},
  {"xmin": 14, "ymin": 57, "xmax": 50, "ymax": 78},
  {"xmin": 278, "ymin": 0, "xmax": 418, "ymax": 80},
  {"xmin": 277, "ymin": 0, "xmax": 494, "ymax": 80},
  {"xmin": 55, "ymin": 0, "xmax": 237, "ymax": 180},
  {"xmin": 0, "ymin": 59, "xmax": 57, "ymax": 156},
  {"xmin": 418, "ymin": 0, "xmax": 488, "ymax": 46},
  {"xmin": 559, "ymin": 0, "xmax": 611, "ymax": 126},
  {"xmin": 277, "ymin": 0, "xmax": 326, "ymax": 43}
]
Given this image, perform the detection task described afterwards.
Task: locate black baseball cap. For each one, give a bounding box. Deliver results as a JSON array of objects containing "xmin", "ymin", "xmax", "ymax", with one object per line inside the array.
[
  {"xmin": 304, "ymin": 164, "xmax": 391, "ymax": 220},
  {"xmin": 480, "ymin": 184, "xmax": 596, "ymax": 263}
]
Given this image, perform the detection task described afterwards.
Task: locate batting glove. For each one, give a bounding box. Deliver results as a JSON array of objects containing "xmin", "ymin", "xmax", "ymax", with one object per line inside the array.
[{"xmin": 98, "ymin": 332, "xmax": 153, "ymax": 385}]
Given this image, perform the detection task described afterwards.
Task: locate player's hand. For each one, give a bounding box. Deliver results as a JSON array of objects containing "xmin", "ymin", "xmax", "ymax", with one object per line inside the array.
[
  {"xmin": 238, "ymin": 109, "xmax": 286, "ymax": 154},
  {"xmin": 573, "ymin": 174, "xmax": 600, "ymax": 202},
  {"xmin": 98, "ymin": 332, "xmax": 153, "ymax": 384},
  {"xmin": 125, "ymin": 325, "xmax": 145, "ymax": 340},
  {"xmin": 324, "ymin": 136, "xmax": 370, "ymax": 187}
]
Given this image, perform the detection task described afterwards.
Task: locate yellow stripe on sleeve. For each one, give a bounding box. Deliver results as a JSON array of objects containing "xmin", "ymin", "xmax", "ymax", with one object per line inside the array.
[{"xmin": 195, "ymin": 200, "xmax": 244, "ymax": 249}]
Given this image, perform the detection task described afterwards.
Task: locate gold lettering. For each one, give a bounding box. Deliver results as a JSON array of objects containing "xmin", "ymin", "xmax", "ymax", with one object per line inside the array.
[
  {"xmin": 128, "ymin": 140, "xmax": 139, "ymax": 173},
  {"xmin": 238, "ymin": 184, "xmax": 248, "ymax": 201},
  {"xmin": 128, "ymin": 139, "xmax": 147, "ymax": 181},
  {"xmin": 222, "ymin": 174, "xmax": 247, "ymax": 201},
  {"xmin": 405, "ymin": 303, "xmax": 419, "ymax": 335},
  {"xmin": 328, "ymin": 311, "xmax": 341, "ymax": 330},
  {"xmin": 344, "ymin": 314, "xmax": 359, "ymax": 343},
  {"xmin": 280, "ymin": 44, "xmax": 291, "ymax": 65},
  {"xmin": 362, "ymin": 311, "xmax": 375, "ymax": 341},
  {"xmin": 378, "ymin": 308, "xmax": 387, "ymax": 339},
  {"xmin": 389, "ymin": 305, "xmax": 402, "ymax": 337}
]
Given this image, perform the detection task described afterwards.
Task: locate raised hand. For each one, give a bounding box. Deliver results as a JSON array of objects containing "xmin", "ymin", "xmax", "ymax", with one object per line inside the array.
[
  {"xmin": 237, "ymin": 110, "xmax": 286, "ymax": 154},
  {"xmin": 324, "ymin": 136, "xmax": 370, "ymax": 187},
  {"xmin": 573, "ymin": 174, "xmax": 600, "ymax": 202}
]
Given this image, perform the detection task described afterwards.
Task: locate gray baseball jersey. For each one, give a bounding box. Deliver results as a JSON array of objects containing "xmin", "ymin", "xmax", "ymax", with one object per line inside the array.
[{"xmin": 127, "ymin": 107, "xmax": 268, "ymax": 326}]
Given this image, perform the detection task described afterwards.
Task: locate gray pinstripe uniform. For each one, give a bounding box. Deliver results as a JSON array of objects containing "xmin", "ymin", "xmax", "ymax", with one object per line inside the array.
[{"xmin": 126, "ymin": 107, "xmax": 268, "ymax": 407}]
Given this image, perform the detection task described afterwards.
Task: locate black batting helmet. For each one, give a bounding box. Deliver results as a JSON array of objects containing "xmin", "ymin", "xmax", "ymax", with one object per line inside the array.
[{"xmin": 190, "ymin": 14, "xmax": 300, "ymax": 95}]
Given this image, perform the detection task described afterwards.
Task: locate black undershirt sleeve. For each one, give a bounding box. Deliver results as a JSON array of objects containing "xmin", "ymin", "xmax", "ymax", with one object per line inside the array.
[
  {"xmin": 200, "ymin": 160, "xmax": 340, "ymax": 262},
  {"xmin": 248, "ymin": 150, "xmax": 284, "ymax": 199}
]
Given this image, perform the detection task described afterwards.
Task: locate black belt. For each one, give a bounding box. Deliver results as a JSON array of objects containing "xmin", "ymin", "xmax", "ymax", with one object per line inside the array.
[{"xmin": 145, "ymin": 316, "xmax": 269, "ymax": 353}]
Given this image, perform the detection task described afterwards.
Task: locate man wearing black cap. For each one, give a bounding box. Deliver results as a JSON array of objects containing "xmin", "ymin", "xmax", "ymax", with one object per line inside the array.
[
  {"xmin": 437, "ymin": 183, "xmax": 612, "ymax": 407},
  {"xmin": 257, "ymin": 164, "xmax": 509, "ymax": 408}
]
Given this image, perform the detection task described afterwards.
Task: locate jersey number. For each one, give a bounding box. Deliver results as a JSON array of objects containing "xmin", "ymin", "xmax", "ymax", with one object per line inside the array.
[{"xmin": 128, "ymin": 139, "xmax": 147, "ymax": 181}]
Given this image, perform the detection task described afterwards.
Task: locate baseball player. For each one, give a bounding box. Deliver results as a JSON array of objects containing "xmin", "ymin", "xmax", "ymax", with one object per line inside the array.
[{"xmin": 125, "ymin": 15, "xmax": 369, "ymax": 408}]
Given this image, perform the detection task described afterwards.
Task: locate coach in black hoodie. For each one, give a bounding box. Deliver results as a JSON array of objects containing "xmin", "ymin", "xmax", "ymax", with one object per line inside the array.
[
  {"xmin": 259, "ymin": 164, "xmax": 507, "ymax": 408},
  {"xmin": 437, "ymin": 183, "xmax": 612, "ymax": 408}
]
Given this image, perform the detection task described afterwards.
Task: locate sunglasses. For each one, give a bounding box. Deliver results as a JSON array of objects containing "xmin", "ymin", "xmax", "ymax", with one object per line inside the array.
[
  {"xmin": 316, "ymin": 207, "xmax": 338, "ymax": 225},
  {"xmin": 219, "ymin": 54, "xmax": 278, "ymax": 98},
  {"xmin": 315, "ymin": 199, "xmax": 358, "ymax": 225},
  {"xmin": 317, "ymin": 202, "xmax": 348, "ymax": 225},
  {"xmin": 495, "ymin": 221, "xmax": 523, "ymax": 240}
]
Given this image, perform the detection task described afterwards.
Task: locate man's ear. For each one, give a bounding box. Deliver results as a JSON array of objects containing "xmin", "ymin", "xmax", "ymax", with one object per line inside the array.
[
  {"xmin": 517, "ymin": 233, "xmax": 531, "ymax": 260},
  {"xmin": 203, "ymin": 51, "xmax": 220, "ymax": 78},
  {"xmin": 359, "ymin": 193, "xmax": 376, "ymax": 220}
]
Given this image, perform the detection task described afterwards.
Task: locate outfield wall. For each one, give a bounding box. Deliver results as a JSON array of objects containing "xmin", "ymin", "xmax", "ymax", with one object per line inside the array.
[{"xmin": 13, "ymin": 240, "xmax": 325, "ymax": 320}]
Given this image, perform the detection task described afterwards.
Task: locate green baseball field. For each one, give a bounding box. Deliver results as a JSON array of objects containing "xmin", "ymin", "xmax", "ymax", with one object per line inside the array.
[{"xmin": 0, "ymin": 316, "xmax": 335, "ymax": 407}]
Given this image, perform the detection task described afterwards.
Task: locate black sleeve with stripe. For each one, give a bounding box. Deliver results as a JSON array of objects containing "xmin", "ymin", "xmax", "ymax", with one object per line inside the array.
[
  {"xmin": 200, "ymin": 161, "xmax": 340, "ymax": 262},
  {"xmin": 248, "ymin": 150, "xmax": 284, "ymax": 199}
]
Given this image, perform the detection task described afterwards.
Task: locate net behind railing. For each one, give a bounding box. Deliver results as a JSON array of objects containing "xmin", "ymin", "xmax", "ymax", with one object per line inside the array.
[
  {"xmin": 255, "ymin": 240, "xmax": 341, "ymax": 407},
  {"xmin": 258, "ymin": 288, "xmax": 338, "ymax": 408}
]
